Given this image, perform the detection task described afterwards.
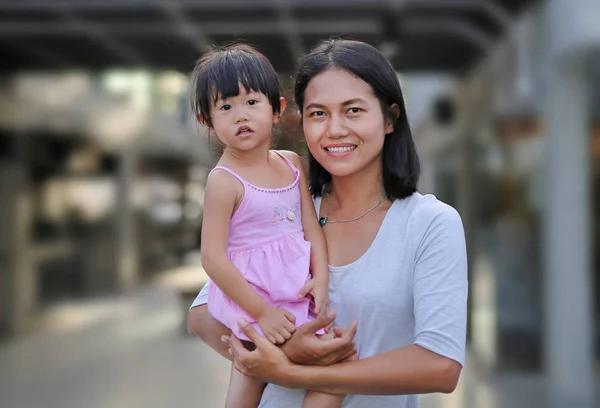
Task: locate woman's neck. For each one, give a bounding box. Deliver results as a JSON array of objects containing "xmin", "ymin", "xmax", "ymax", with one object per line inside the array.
[{"xmin": 328, "ymin": 164, "xmax": 386, "ymax": 215}]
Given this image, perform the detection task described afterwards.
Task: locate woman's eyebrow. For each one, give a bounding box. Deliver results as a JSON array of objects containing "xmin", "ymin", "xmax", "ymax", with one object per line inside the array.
[
  {"xmin": 305, "ymin": 102, "xmax": 326, "ymax": 110},
  {"xmin": 305, "ymin": 98, "xmax": 368, "ymax": 110},
  {"xmin": 342, "ymin": 98, "xmax": 368, "ymax": 106}
]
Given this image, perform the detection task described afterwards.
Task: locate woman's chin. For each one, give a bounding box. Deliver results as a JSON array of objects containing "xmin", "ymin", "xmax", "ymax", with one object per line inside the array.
[{"xmin": 322, "ymin": 162, "xmax": 364, "ymax": 179}]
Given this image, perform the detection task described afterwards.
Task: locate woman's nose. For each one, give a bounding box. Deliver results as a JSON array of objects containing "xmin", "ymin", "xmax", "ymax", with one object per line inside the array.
[{"xmin": 327, "ymin": 115, "xmax": 349, "ymax": 138}]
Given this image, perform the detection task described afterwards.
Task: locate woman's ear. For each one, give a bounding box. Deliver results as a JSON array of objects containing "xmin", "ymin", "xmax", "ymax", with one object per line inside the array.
[
  {"xmin": 273, "ymin": 97, "xmax": 287, "ymax": 124},
  {"xmin": 385, "ymin": 103, "xmax": 401, "ymax": 134}
]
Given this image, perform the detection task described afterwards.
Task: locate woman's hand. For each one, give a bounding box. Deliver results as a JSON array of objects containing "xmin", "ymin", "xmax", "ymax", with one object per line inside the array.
[
  {"xmin": 228, "ymin": 318, "xmax": 296, "ymax": 384},
  {"xmin": 281, "ymin": 309, "xmax": 358, "ymax": 366}
]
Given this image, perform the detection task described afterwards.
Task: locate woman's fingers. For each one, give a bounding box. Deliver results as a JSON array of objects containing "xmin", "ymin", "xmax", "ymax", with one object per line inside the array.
[
  {"xmin": 237, "ymin": 318, "xmax": 269, "ymax": 347},
  {"xmin": 332, "ymin": 327, "xmax": 344, "ymax": 338},
  {"xmin": 318, "ymin": 320, "xmax": 358, "ymax": 364},
  {"xmin": 301, "ymin": 308, "xmax": 337, "ymax": 335},
  {"xmin": 344, "ymin": 320, "xmax": 358, "ymax": 340},
  {"xmin": 229, "ymin": 334, "xmax": 251, "ymax": 375}
]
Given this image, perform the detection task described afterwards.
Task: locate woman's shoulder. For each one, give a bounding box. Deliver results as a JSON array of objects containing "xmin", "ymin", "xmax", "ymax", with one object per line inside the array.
[{"xmin": 395, "ymin": 192, "xmax": 463, "ymax": 232}]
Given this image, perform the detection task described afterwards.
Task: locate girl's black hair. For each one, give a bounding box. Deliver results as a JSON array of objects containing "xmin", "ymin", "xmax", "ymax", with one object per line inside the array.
[
  {"xmin": 294, "ymin": 39, "xmax": 420, "ymax": 200},
  {"xmin": 190, "ymin": 43, "xmax": 282, "ymax": 128}
]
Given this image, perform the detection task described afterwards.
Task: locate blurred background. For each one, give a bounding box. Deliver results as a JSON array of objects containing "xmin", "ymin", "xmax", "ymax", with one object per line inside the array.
[{"xmin": 0, "ymin": 0, "xmax": 598, "ymax": 407}]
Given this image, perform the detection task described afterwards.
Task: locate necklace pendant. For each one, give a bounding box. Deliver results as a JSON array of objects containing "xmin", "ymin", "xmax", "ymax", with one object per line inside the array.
[{"xmin": 319, "ymin": 216, "xmax": 327, "ymax": 227}]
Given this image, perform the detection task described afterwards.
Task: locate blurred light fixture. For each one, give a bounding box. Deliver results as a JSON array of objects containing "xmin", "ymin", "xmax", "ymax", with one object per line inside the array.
[
  {"xmin": 432, "ymin": 95, "xmax": 456, "ymax": 126},
  {"xmin": 379, "ymin": 41, "xmax": 401, "ymax": 60}
]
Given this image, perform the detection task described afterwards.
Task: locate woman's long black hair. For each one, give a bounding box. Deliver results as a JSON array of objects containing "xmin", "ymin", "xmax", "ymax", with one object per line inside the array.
[{"xmin": 294, "ymin": 39, "xmax": 420, "ymax": 200}]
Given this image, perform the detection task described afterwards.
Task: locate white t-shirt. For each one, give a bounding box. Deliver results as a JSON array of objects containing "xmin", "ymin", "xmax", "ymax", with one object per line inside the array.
[{"xmin": 191, "ymin": 192, "xmax": 468, "ymax": 408}]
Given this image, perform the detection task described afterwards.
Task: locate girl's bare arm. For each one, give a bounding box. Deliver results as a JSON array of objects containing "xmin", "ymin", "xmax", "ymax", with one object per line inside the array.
[{"xmin": 200, "ymin": 170, "xmax": 269, "ymax": 320}]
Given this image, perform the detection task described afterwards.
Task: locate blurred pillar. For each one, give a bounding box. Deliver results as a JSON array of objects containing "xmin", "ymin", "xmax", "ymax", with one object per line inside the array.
[
  {"xmin": 115, "ymin": 145, "xmax": 139, "ymax": 291},
  {"xmin": 458, "ymin": 131, "xmax": 476, "ymax": 341},
  {"xmin": 0, "ymin": 135, "xmax": 35, "ymax": 335},
  {"xmin": 542, "ymin": 1, "xmax": 599, "ymax": 407}
]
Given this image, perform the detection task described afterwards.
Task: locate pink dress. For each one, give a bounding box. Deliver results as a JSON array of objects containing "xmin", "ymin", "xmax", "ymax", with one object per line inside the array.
[{"xmin": 207, "ymin": 151, "xmax": 315, "ymax": 341}]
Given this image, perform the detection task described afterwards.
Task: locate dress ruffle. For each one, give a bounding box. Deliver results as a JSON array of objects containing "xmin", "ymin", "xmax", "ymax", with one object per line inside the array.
[{"xmin": 208, "ymin": 232, "xmax": 315, "ymax": 341}]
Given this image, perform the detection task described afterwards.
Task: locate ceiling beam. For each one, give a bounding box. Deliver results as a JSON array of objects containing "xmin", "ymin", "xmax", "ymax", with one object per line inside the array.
[
  {"xmin": 0, "ymin": 40, "xmax": 75, "ymax": 68},
  {"xmin": 404, "ymin": 18, "xmax": 494, "ymax": 52},
  {"xmin": 0, "ymin": 19, "xmax": 382, "ymax": 37},
  {"xmin": 0, "ymin": 0, "xmax": 394, "ymax": 12},
  {"xmin": 157, "ymin": 0, "xmax": 212, "ymax": 55},
  {"xmin": 406, "ymin": 0, "xmax": 512, "ymax": 30},
  {"xmin": 274, "ymin": 0, "xmax": 304, "ymax": 70},
  {"xmin": 55, "ymin": 3, "xmax": 147, "ymax": 66}
]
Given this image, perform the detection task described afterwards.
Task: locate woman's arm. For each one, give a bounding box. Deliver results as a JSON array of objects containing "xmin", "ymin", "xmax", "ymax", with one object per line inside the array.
[
  {"xmin": 188, "ymin": 286, "xmax": 358, "ymax": 365},
  {"xmin": 285, "ymin": 345, "xmax": 461, "ymax": 395},
  {"xmin": 230, "ymin": 319, "xmax": 461, "ymax": 395},
  {"xmin": 201, "ymin": 171, "xmax": 271, "ymax": 320}
]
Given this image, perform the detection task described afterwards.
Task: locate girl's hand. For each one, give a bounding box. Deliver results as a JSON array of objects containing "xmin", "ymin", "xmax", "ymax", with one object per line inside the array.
[
  {"xmin": 256, "ymin": 306, "xmax": 296, "ymax": 344},
  {"xmin": 298, "ymin": 278, "xmax": 330, "ymax": 315}
]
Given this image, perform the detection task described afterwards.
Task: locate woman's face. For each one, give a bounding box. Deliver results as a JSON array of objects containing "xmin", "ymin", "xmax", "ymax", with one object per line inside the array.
[{"xmin": 302, "ymin": 68, "xmax": 393, "ymax": 179}]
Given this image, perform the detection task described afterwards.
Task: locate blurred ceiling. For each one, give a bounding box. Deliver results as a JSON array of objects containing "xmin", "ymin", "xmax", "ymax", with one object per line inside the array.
[{"xmin": 0, "ymin": 0, "xmax": 539, "ymax": 75}]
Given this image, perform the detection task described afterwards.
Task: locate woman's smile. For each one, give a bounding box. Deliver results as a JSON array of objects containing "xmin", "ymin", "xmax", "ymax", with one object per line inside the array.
[{"xmin": 323, "ymin": 143, "xmax": 358, "ymax": 156}]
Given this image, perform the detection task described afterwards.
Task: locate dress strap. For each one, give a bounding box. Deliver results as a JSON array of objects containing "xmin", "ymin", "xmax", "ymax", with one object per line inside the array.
[
  {"xmin": 273, "ymin": 150, "xmax": 299, "ymax": 177},
  {"xmin": 208, "ymin": 166, "xmax": 248, "ymax": 187}
]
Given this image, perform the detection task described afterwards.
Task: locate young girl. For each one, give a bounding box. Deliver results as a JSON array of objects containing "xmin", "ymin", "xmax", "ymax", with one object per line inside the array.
[{"xmin": 190, "ymin": 44, "xmax": 345, "ymax": 408}]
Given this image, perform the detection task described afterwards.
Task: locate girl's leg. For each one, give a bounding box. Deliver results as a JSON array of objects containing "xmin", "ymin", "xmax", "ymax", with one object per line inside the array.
[
  {"xmin": 225, "ymin": 363, "xmax": 266, "ymax": 408},
  {"xmin": 302, "ymin": 391, "xmax": 345, "ymax": 408}
]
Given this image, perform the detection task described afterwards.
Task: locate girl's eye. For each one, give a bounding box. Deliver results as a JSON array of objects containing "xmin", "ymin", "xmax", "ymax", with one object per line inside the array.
[
  {"xmin": 220, "ymin": 104, "xmax": 232, "ymax": 111},
  {"xmin": 347, "ymin": 107, "xmax": 362, "ymax": 114},
  {"xmin": 247, "ymin": 99, "xmax": 258, "ymax": 106}
]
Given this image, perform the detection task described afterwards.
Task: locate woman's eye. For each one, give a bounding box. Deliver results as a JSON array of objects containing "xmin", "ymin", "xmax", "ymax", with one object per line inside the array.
[
  {"xmin": 220, "ymin": 104, "xmax": 231, "ymax": 111},
  {"xmin": 347, "ymin": 107, "xmax": 362, "ymax": 114},
  {"xmin": 309, "ymin": 111, "xmax": 325, "ymax": 117}
]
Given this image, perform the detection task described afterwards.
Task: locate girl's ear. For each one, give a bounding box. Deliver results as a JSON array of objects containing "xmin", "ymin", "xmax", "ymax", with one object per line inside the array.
[
  {"xmin": 198, "ymin": 114, "xmax": 216, "ymax": 136},
  {"xmin": 273, "ymin": 97, "xmax": 287, "ymax": 124},
  {"xmin": 385, "ymin": 103, "xmax": 401, "ymax": 134}
]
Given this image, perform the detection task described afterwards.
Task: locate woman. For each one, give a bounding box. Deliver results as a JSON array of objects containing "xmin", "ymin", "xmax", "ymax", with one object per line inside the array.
[{"xmin": 188, "ymin": 39, "xmax": 468, "ymax": 407}]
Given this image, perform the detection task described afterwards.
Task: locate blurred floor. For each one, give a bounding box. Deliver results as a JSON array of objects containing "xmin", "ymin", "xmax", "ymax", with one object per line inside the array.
[{"xmin": 0, "ymin": 267, "xmax": 597, "ymax": 408}]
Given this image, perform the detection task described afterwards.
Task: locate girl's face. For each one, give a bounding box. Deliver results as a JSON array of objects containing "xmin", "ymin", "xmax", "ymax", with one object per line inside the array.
[
  {"xmin": 302, "ymin": 68, "xmax": 393, "ymax": 180},
  {"xmin": 206, "ymin": 83, "xmax": 284, "ymax": 153}
]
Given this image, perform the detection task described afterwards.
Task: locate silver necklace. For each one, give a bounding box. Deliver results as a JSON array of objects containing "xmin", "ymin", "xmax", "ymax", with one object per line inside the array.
[{"xmin": 318, "ymin": 191, "xmax": 386, "ymax": 227}]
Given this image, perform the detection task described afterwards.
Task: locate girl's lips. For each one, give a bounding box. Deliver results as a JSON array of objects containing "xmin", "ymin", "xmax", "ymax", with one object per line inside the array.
[{"xmin": 236, "ymin": 126, "xmax": 254, "ymax": 136}]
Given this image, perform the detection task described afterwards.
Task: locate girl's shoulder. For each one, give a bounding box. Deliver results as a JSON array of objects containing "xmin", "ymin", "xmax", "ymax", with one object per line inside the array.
[{"xmin": 274, "ymin": 149, "xmax": 303, "ymax": 170}]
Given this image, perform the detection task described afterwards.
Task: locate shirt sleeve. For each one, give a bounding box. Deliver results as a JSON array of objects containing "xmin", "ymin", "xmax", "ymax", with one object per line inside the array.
[
  {"xmin": 189, "ymin": 279, "xmax": 210, "ymax": 309},
  {"xmin": 412, "ymin": 203, "xmax": 468, "ymax": 366}
]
